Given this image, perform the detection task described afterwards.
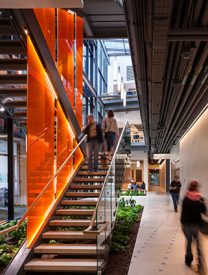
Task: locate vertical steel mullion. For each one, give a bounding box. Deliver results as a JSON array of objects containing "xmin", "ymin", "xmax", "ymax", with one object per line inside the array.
[{"xmin": 7, "ymin": 117, "xmax": 14, "ymax": 220}]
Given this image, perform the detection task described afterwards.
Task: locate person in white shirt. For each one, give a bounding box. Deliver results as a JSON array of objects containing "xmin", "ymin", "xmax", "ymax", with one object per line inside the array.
[{"xmin": 102, "ymin": 110, "xmax": 119, "ymax": 161}]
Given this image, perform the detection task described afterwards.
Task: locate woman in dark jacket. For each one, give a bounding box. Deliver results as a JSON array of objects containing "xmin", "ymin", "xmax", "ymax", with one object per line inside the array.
[
  {"xmin": 83, "ymin": 114, "xmax": 103, "ymax": 171},
  {"xmin": 181, "ymin": 180, "xmax": 206, "ymax": 269}
]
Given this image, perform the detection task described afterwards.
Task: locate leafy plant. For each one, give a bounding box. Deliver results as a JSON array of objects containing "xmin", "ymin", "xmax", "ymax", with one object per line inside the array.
[
  {"xmin": 0, "ymin": 220, "xmax": 26, "ymax": 269},
  {"xmin": 110, "ymin": 204, "xmax": 142, "ymax": 253},
  {"xmin": 121, "ymin": 190, "xmax": 146, "ymax": 196},
  {"xmin": 0, "ymin": 253, "xmax": 12, "ymax": 266},
  {"xmin": 9, "ymin": 221, "xmax": 26, "ymax": 240},
  {"xmin": 49, "ymin": 240, "xmax": 57, "ymax": 244}
]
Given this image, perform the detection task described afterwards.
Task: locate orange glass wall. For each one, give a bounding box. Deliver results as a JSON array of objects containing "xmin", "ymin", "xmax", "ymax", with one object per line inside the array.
[
  {"xmin": 75, "ymin": 15, "xmax": 83, "ymax": 128},
  {"xmin": 26, "ymin": 9, "xmax": 84, "ymax": 248},
  {"xmin": 34, "ymin": 8, "xmax": 55, "ymax": 59},
  {"xmin": 57, "ymin": 9, "xmax": 75, "ymax": 108},
  {"xmin": 56, "ymin": 102, "xmax": 73, "ymax": 198},
  {"xmin": 27, "ymin": 36, "xmax": 55, "ymax": 247}
]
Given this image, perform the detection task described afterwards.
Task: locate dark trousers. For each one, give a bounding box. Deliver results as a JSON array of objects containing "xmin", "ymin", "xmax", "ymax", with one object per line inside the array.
[
  {"xmin": 87, "ymin": 139, "xmax": 100, "ymax": 171},
  {"xmin": 182, "ymin": 224, "xmax": 201, "ymax": 268},
  {"xmin": 170, "ymin": 192, "xmax": 179, "ymax": 211}
]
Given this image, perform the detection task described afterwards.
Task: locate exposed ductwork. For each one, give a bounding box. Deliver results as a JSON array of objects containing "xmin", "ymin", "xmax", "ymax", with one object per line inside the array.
[{"xmin": 123, "ymin": 0, "xmax": 208, "ymax": 155}]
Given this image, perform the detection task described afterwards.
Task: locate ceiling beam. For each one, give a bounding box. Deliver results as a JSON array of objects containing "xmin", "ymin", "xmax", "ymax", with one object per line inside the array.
[
  {"xmin": 168, "ymin": 34, "xmax": 208, "ymax": 41},
  {"xmin": 169, "ymin": 28, "xmax": 208, "ymax": 35},
  {"xmin": 0, "ymin": 0, "xmax": 83, "ymax": 8}
]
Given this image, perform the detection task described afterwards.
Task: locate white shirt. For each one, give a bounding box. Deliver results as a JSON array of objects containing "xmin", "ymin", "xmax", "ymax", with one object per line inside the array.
[{"xmin": 102, "ymin": 117, "xmax": 119, "ymax": 136}]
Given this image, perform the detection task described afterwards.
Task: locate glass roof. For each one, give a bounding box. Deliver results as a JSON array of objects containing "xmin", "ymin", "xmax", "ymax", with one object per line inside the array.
[{"xmin": 103, "ymin": 39, "xmax": 130, "ymax": 56}]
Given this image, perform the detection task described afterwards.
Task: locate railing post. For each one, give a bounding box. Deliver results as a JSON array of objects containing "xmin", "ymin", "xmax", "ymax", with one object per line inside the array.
[{"xmin": 7, "ymin": 117, "xmax": 14, "ymax": 220}]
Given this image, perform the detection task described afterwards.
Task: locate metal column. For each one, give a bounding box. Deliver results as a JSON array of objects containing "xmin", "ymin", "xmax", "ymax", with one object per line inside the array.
[{"xmin": 7, "ymin": 117, "xmax": 14, "ymax": 220}]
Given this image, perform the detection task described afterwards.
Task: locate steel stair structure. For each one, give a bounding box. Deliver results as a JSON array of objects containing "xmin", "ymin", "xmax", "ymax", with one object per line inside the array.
[
  {"xmin": 24, "ymin": 161, "xmax": 108, "ymax": 274},
  {"xmin": 0, "ymin": 8, "xmax": 128, "ymax": 275},
  {"xmin": 0, "ymin": 10, "xmax": 27, "ymax": 129}
]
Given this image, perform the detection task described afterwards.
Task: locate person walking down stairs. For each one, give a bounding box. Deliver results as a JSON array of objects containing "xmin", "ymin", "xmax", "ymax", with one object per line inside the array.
[
  {"xmin": 102, "ymin": 110, "xmax": 119, "ymax": 161},
  {"xmin": 83, "ymin": 114, "xmax": 103, "ymax": 172}
]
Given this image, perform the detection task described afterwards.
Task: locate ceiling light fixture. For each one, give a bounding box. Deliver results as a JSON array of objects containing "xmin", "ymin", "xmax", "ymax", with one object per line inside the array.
[{"xmin": 117, "ymin": 66, "xmax": 121, "ymax": 91}]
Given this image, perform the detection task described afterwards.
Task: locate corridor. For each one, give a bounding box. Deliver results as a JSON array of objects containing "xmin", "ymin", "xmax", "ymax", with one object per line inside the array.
[{"xmin": 128, "ymin": 194, "xmax": 208, "ymax": 275}]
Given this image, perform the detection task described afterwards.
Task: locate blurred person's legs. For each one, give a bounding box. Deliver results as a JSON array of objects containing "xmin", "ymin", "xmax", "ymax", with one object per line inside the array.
[
  {"xmin": 106, "ymin": 132, "xmax": 115, "ymax": 160},
  {"xmin": 93, "ymin": 141, "xmax": 100, "ymax": 171},
  {"xmin": 87, "ymin": 140, "xmax": 93, "ymax": 171},
  {"xmin": 170, "ymin": 192, "xmax": 179, "ymax": 212},
  {"xmin": 182, "ymin": 225, "xmax": 194, "ymax": 266}
]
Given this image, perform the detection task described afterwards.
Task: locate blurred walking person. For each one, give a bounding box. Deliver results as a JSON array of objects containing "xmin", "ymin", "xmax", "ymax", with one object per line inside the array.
[
  {"xmin": 170, "ymin": 176, "xmax": 181, "ymax": 212},
  {"xmin": 181, "ymin": 180, "xmax": 207, "ymax": 272},
  {"xmin": 102, "ymin": 110, "xmax": 119, "ymax": 161},
  {"xmin": 83, "ymin": 114, "xmax": 103, "ymax": 172}
]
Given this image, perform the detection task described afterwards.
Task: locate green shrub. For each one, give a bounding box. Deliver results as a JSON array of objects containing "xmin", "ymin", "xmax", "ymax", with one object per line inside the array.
[
  {"xmin": 121, "ymin": 190, "xmax": 146, "ymax": 196},
  {"xmin": 110, "ymin": 204, "xmax": 142, "ymax": 253},
  {"xmin": 0, "ymin": 253, "xmax": 12, "ymax": 266}
]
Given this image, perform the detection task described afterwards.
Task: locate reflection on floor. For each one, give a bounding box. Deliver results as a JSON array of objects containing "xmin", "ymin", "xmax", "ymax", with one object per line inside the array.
[
  {"xmin": 0, "ymin": 206, "xmax": 26, "ymax": 220},
  {"xmin": 128, "ymin": 193, "xmax": 206, "ymax": 275}
]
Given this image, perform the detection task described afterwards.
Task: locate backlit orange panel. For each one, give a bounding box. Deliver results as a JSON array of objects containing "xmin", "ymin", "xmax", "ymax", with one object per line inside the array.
[
  {"xmin": 26, "ymin": 9, "xmax": 84, "ymax": 248},
  {"xmin": 75, "ymin": 15, "xmax": 83, "ymax": 128},
  {"xmin": 56, "ymin": 102, "xmax": 84, "ymax": 198},
  {"xmin": 34, "ymin": 8, "xmax": 55, "ymax": 59},
  {"xmin": 57, "ymin": 9, "xmax": 74, "ymax": 108},
  {"xmin": 27, "ymin": 36, "xmax": 54, "ymax": 247}
]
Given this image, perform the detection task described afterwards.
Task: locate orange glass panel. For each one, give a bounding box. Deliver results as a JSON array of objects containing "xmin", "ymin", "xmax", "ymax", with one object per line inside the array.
[
  {"xmin": 34, "ymin": 8, "xmax": 55, "ymax": 59},
  {"xmin": 27, "ymin": 36, "xmax": 55, "ymax": 247},
  {"xmin": 57, "ymin": 9, "xmax": 75, "ymax": 107},
  {"xmin": 56, "ymin": 102, "xmax": 84, "ymax": 198},
  {"xmin": 75, "ymin": 15, "xmax": 83, "ymax": 128}
]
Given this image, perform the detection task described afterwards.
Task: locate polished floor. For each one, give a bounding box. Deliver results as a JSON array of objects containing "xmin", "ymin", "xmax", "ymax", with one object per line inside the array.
[{"xmin": 127, "ymin": 194, "xmax": 208, "ymax": 275}]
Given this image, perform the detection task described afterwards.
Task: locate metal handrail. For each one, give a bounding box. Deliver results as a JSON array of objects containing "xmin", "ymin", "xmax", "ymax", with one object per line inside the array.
[
  {"xmin": 84, "ymin": 122, "xmax": 128, "ymax": 234},
  {"xmin": 0, "ymin": 134, "xmax": 87, "ymax": 236},
  {"xmin": 29, "ymin": 127, "xmax": 48, "ymax": 147}
]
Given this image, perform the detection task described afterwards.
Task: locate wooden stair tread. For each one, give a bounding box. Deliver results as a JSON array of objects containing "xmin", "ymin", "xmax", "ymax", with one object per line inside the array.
[
  {"xmin": 61, "ymin": 200, "xmax": 97, "ymax": 206},
  {"xmin": 78, "ymin": 171, "xmax": 106, "ymax": 176},
  {"xmin": 70, "ymin": 184, "xmax": 102, "ymax": 190},
  {"xmin": 42, "ymin": 231, "xmax": 97, "ymax": 240},
  {"xmin": 81, "ymin": 165, "xmax": 108, "ymax": 170},
  {"xmin": 66, "ymin": 192, "xmax": 100, "ymax": 197},
  {"xmin": 34, "ymin": 244, "xmax": 103, "ymax": 254},
  {"xmin": 73, "ymin": 178, "xmax": 104, "ymax": 182},
  {"xmin": 56, "ymin": 209, "xmax": 94, "ymax": 215},
  {"xmin": 49, "ymin": 219, "xmax": 94, "ymax": 226},
  {"xmin": 24, "ymin": 258, "xmax": 102, "ymax": 271}
]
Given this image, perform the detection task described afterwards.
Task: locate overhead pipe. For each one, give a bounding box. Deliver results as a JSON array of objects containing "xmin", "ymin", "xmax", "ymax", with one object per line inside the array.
[
  {"xmin": 158, "ymin": 0, "xmax": 207, "ymax": 151},
  {"xmin": 123, "ymin": 0, "xmax": 150, "ymax": 149},
  {"xmin": 160, "ymin": 48, "xmax": 208, "ymax": 152},
  {"xmin": 163, "ymin": 72, "xmax": 208, "ymax": 152},
  {"xmin": 155, "ymin": 0, "xmax": 186, "ymax": 148},
  {"xmin": 158, "ymin": 42, "xmax": 200, "ymax": 151}
]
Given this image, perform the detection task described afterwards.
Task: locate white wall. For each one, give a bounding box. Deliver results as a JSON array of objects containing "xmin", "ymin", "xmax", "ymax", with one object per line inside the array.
[
  {"xmin": 180, "ymin": 107, "xmax": 208, "ymax": 196},
  {"xmin": 114, "ymin": 110, "xmax": 142, "ymax": 128}
]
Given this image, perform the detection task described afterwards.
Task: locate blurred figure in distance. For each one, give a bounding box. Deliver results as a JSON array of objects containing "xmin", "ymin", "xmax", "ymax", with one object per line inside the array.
[
  {"xmin": 170, "ymin": 175, "xmax": 181, "ymax": 212},
  {"xmin": 181, "ymin": 180, "xmax": 207, "ymax": 271}
]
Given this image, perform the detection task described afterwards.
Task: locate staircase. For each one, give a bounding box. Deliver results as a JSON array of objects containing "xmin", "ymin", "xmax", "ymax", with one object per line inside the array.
[
  {"xmin": 24, "ymin": 159, "xmax": 109, "ymax": 274},
  {"xmin": 0, "ymin": 10, "xmax": 27, "ymax": 129}
]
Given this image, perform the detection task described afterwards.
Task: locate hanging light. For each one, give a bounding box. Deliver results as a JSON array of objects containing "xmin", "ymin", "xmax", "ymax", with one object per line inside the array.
[
  {"xmin": 137, "ymin": 161, "xmax": 141, "ymax": 167},
  {"xmin": 120, "ymin": 77, "xmax": 124, "ymax": 99},
  {"xmin": 0, "ymin": 104, "xmax": 5, "ymax": 113},
  {"xmin": 113, "ymin": 57, "xmax": 118, "ymax": 82},
  {"xmin": 117, "ymin": 66, "xmax": 121, "ymax": 91},
  {"xmin": 123, "ymin": 89, "xmax": 126, "ymax": 106}
]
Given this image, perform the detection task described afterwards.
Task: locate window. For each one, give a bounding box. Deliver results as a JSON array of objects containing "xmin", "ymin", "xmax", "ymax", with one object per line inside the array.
[{"xmin": 126, "ymin": 66, "xmax": 134, "ymax": 81}]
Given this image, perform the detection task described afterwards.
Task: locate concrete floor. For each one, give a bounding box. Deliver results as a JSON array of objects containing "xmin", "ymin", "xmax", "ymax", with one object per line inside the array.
[{"xmin": 127, "ymin": 193, "xmax": 208, "ymax": 275}]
